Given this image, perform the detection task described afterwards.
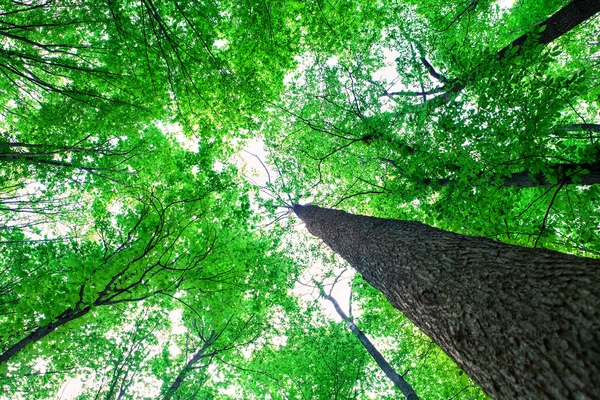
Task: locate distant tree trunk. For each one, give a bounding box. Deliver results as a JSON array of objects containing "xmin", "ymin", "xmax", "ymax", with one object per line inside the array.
[
  {"xmin": 498, "ymin": 162, "xmax": 600, "ymax": 187},
  {"xmin": 438, "ymin": 162, "xmax": 600, "ymax": 188},
  {"xmin": 496, "ymin": 0, "xmax": 600, "ymax": 60},
  {"xmin": 557, "ymin": 123, "xmax": 600, "ymax": 133},
  {"xmin": 383, "ymin": 160, "xmax": 600, "ymax": 188},
  {"xmin": 439, "ymin": 0, "xmax": 600, "ymax": 97},
  {"xmin": 294, "ymin": 204, "xmax": 600, "ymax": 400},
  {"xmin": 0, "ymin": 306, "xmax": 91, "ymax": 365},
  {"xmin": 163, "ymin": 330, "xmax": 216, "ymax": 400},
  {"xmin": 325, "ymin": 294, "xmax": 419, "ymax": 400}
]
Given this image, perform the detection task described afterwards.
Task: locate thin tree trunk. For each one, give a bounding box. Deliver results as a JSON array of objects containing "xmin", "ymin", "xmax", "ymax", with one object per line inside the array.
[
  {"xmin": 0, "ymin": 306, "xmax": 91, "ymax": 364},
  {"xmin": 325, "ymin": 294, "xmax": 419, "ymax": 400},
  {"xmin": 438, "ymin": 162, "xmax": 600, "ymax": 188},
  {"xmin": 384, "ymin": 160, "xmax": 600, "ymax": 188},
  {"xmin": 0, "ymin": 277, "xmax": 157, "ymax": 364},
  {"xmin": 163, "ymin": 330, "xmax": 216, "ymax": 400},
  {"xmin": 497, "ymin": 0, "xmax": 600, "ymax": 59},
  {"xmin": 294, "ymin": 204, "xmax": 600, "ymax": 400},
  {"xmin": 500, "ymin": 162, "xmax": 600, "ymax": 187},
  {"xmin": 558, "ymin": 123, "xmax": 600, "ymax": 133}
]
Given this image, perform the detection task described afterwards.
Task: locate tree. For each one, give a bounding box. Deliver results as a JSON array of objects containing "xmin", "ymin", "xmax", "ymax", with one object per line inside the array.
[
  {"xmin": 418, "ymin": 0, "xmax": 600, "ymax": 100},
  {"xmin": 293, "ymin": 203, "xmax": 600, "ymax": 399},
  {"xmin": 2, "ymin": 0, "xmax": 599, "ymax": 398},
  {"xmin": 323, "ymin": 290, "xmax": 419, "ymax": 400},
  {"xmin": 0, "ymin": 0, "xmax": 300, "ymax": 241},
  {"xmin": 264, "ymin": 0, "xmax": 600, "ymax": 255},
  {"xmin": 0, "ymin": 188, "xmax": 215, "ymax": 366},
  {"xmin": 0, "ymin": 204, "xmax": 299, "ymax": 398},
  {"xmin": 309, "ymin": 270, "xmax": 421, "ymax": 399},
  {"xmin": 233, "ymin": 302, "xmax": 375, "ymax": 399},
  {"xmin": 349, "ymin": 272, "xmax": 485, "ymax": 400},
  {"xmin": 159, "ymin": 310, "xmax": 277, "ymax": 400}
]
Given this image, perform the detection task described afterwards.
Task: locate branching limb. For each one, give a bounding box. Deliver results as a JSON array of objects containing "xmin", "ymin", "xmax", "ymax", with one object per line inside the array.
[{"xmin": 419, "ymin": 57, "xmax": 448, "ymax": 83}]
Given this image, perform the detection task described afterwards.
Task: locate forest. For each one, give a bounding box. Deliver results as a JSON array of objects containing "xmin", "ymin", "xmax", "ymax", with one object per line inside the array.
[{"xmin": 0, "ymin": 0, "xmax": 598, "ymax": 399}]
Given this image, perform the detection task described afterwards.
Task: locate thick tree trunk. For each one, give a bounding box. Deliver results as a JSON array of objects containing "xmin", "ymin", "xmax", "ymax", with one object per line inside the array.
[
  {"xmin": 294, "ymin": 204, "xmax": 600, "ymax": 400},
  {"xmin": 325, "ymin": 294, "xmax": 419, "ymax": 400}
]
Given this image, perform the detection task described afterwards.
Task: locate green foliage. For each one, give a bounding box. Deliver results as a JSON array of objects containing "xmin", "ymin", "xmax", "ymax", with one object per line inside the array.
[
  {"xmin": 236, "ymin": 306, "xmax": 373, "ymax": 399},
  {"xmin": 1, "ymin": 0, "xmax": 598, "ymax": 399},
  {"xmin": 265, "ymin": 0, "xmax": 600, "ymax": 253}
]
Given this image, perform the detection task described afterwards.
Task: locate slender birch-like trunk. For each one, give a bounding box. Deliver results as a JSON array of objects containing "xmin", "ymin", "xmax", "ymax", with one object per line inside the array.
[{"xmin": 325, "ymin": 294, "xmax": 419, "ymax": 400}]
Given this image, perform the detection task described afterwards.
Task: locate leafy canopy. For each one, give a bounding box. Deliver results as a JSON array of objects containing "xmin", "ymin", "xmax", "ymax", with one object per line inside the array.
[{"xmin": 1, "ymin": 0, "xmax": 598, "ymax": 399}]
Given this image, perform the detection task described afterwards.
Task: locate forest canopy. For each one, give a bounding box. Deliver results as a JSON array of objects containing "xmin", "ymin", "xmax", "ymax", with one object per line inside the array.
[{"xmin": 0, "ymin": 0, "xmax": 598, "ymax": 399}]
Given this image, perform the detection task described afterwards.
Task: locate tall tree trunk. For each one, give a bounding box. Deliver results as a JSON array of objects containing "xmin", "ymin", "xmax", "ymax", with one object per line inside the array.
[
  {"xmin": 440, "ymin": 0, "xmax": 600, "ymax": 97},
  {"xmin": 294, "ymin": 204, "xmax": 600, "ymax": 400},
  {"xmin": 163, "ymin": 330, "xmax": 216, "ymax": 400},
  {"xmin": 325, "ymin": 294, "xmax": 419, "ymax": 400},
  {"xmin": 418, "ymin": 162, "xmax": 600, "ymax": 188},
  {"xmin": 0, "ymin": 306, "xmax": 91, "ymax": 364}
]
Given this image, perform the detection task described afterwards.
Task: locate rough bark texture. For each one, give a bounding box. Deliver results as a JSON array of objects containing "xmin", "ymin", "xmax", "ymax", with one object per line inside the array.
[
  {"xmin": 294, "ymin": 204, "xmax": 600, "ymax": 400},
  {"xmin": 325, "ymin": 294, "xmax": 419, "ymax": 400}
]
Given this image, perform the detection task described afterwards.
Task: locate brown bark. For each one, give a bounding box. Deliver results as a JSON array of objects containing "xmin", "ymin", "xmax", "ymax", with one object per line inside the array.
[
  {"xmin": 0, "ymin": 306, "xmax": 91, "ymax": 364},
  {"xmin": 325, "ymin": 294, "xmax": 419, "ymax": 400},
  {"xmin": 384, "ymin": 159, "xmax": 600, "ymax": 188},
  {"xmin": 163, "ymin": 330, "xmax": 216, "ymax": 400},
  {"xmin": 438, "ymin": 0, "xmax": 600, "ymax": 97},
  {"xmin": 294, "ymin": 204, "xmax": 600, "ymax": 400}
]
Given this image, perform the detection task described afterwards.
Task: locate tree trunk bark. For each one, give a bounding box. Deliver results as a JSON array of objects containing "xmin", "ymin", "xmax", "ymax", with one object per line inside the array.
[
  {"xmin": 500, "ymin": 163, "xmax": 600, "ymax": 187},
  {"xmin": 422, "ymin": 162, "xmax": 600, "ymax": 188},
  {"xmin": 440, "ymin": 0, "xmax": 600, "ymax": 97},
  {"xmin": 497, "ymin": 0, "xmax": 600, "ymax": 60},
  {"xmin": 0, "ymin": 306, "xmax": 91, "ymax": 365},
  {"xmin": 325, "ymin": 294, "xmax": 419, "ymax": 400},
  {"xmin": 294, "ymin": 204, "xmax": 600, "ymax": 400},
  {"xmin": 163, "ymin": 330, "xmax": 216, "ymax": 400},
  {"xmin": 558, "ymin": 123, "xmax": 600, "ymax": 133}
]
